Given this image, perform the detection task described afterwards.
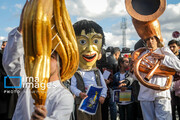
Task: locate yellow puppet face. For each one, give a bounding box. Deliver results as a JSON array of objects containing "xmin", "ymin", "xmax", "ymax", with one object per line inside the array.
[{"xmin": 77, "ymin": 29, "xmax": 102, "ymax": 70}]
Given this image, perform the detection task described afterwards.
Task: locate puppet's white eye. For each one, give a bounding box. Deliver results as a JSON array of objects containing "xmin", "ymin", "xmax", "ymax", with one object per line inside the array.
[
  {"xmin": 93, "ymin": 39, "xmax": 98, "ymax": 44},
  {"xmin": 79, "ymin": 39, "xmax": 87, "ymax": 45}
]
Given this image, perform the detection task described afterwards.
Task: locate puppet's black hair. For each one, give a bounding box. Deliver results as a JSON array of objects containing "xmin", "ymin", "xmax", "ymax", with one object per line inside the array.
[{"xmin": 73, "ymin": 19, "xmax": 105, "ymax": 47}]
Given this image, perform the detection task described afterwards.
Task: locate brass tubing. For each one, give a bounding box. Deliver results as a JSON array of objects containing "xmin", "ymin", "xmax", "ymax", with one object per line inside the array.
[{"xmin": 144, "ymin": 60, "xmax": 160, "ymax": 81}]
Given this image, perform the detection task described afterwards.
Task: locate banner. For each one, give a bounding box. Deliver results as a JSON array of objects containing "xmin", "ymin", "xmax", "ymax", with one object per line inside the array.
[
  {"xmin": 113, "ymin": 89, "xmax": 132, "ymax": 105},
  {"xmin": 79, "ymin": 85, "xmax": 103, "ymax": 115}
]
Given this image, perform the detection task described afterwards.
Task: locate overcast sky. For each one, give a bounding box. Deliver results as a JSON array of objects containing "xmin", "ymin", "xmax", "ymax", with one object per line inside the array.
[{"xmin": 0, "ymin": 0, "xmax": 179, "ymax": 50}]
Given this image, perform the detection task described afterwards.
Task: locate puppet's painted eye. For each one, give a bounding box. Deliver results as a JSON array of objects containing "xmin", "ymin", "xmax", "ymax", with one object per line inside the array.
[
  {"xmin": 80, "ymin": 39, "xmax": 87, "ymax": 45},
  {"xmin": 93, "ymin": 39, "xmax": 98, "ymax": 44}
]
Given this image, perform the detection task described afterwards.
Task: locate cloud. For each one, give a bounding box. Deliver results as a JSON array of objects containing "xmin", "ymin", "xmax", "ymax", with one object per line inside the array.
[
  {"xmin": 0, "ymin": 6, "xmax": 6, "ymax": 10},
  {"xmin": 3, "ymin": 0, "xmax": 178, "ymax": 51},
  {"xmin": 159, "ymin": 3, "xmax": 180, "ymax": 46},
  {"xmin": 160, "ymin": 3, "xmax": 180, "ymax": 25},
  {"xmin": 103, "ymin": 2, "xmax": 180, "ymax": 49},
  {"xmin": 67, "ymin": 0, "xmax": 180, "ymax": 50},
  {"xmin": 104, "ymin": 31, "xmax": 137, "ymax": 50},
  {"xmin": 104, "ymin": 18, "xmax": 140, "ymax": 50},
  {"xmin": 10, "ymin": 4, "xmax": 23, "ymax": 19},
  {"xmin": 0, "ymin": 36, "xmax": 6, "ymax": 41},
  {"xmin": 15, "ymin": 4, "xmax": 23, "ymax": 9},
  {"xmin": 5, "ymin": 27, "xmax": 14, "ymax": 33},
  {"xmin": 65, "ymin": 0, "xmax": 137, "ymax": 49},
  {"xmin": 0, "ymin": 36, "xmax": 7, "ymax": 46},
  {"xmin": 66, "ymin": 0, "xmax": 127, "ymax": 20},
  {"xmin": 105, "ymin": 32, "xmax": 122, "ymax": 47}
]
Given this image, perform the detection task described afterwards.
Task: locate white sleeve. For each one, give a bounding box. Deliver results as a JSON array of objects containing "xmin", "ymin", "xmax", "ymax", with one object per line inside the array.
[
  {"xmin": 161, "ymin": 47, "xmax": 180, "ymax": 72},
  {"xmin": 70, "ymin": 75, "xmax": 82, "ymax": 97},
  {"xmin": 2, "ymin": 27, "xmax": 26, "ymax": 88},
  {"xmin": 44, "ymin": 92, "xmax": 74, "ymax": 120}
]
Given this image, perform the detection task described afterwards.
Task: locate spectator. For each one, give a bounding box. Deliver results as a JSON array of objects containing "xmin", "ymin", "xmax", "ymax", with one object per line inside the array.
[
  {"xmin": 105, "ymin": 47, "xmax": 121, "ymax": 120},
  {"xmin": 113, "ymin": 57, "xmax": 134, "ymax": 120},
  {"xmin": 168, "ymin": 40, "xmax": 180, "ymax": 57},
  {"xmin": 0, "ymin": 40, "xmax": 18, "ymax": 120},
  {"xmin": 105, "ymin": 47, "xmax": 120, "ymax": 120},
  {"xmin": 1, "ymin": 41, "xmax": 7, "ymax": 53},
  {"xmin": 97, "ymin": 49, "xmax": 113, "ymax": 120},
  {"xmin": 129, "ymin": 59, "xmax": 143, "ymax": 120},
  {"xmin": 107, "ymin": 47, "xmax": 121, "ymax": 74},
  {"xmin": 134, "ymin": 39, "xmax": 145, "ymax": 51},
  {"xmin": 168, "ymin": 39, "xmax": 180, "ymax": 120}
]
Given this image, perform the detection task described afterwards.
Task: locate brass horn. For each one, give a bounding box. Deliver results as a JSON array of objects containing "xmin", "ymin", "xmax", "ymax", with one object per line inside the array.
[
  {"xmin": 132, "ymin": 47, "xmax": 175, "ymax": 91},
  {"xmin": 125, "ymin": 0, "xmax": 176, "ymax": 90},
  {"xmin": 125, "ymin": 0, "xmax": 166, "ymax": 46}
]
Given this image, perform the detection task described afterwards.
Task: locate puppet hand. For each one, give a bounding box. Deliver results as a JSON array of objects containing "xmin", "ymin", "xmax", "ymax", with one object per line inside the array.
[
  {"xmin": 79, "ymin": 92, "xmax": 87, "ymax": 99},
  {"xmin": 99, "ymin": 96, "xmax": 105, "ymax": 104},
  {"xmin": 31, "ymin": 105, "xmax": 47, "ymax": 120}
]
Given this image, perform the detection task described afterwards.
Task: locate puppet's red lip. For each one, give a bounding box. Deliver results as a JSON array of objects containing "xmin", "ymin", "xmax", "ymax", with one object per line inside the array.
[{"xmin": 82, "ymin": 53, "xmax": 97, "ymax": 62}]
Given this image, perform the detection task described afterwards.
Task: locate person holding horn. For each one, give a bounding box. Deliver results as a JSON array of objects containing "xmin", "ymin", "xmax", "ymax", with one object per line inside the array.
[
  {"xmin": 3, "ymin": 0, "xmax": 79, "ymax": 120},
  {"xmin": 125, "ymin": 0, "xmax": 180, "ymax": 120}
]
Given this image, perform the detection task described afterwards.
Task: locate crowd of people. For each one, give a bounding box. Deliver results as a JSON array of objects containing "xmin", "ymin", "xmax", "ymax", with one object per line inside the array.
[
  {"xmin": 1, "ymin": 35, "xmax": 180, "ymax": 120},
  {"xmin": 0, "ymin": 2, "xmax": 180, "ymax": 120}
]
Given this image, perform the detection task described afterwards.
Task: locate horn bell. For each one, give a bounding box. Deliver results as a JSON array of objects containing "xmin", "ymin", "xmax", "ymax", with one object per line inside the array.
[
  {"xmin": 125, "ymin": 0, "xmax": 166, "ymax": 22},
  {"xmin": 125, "ymin": 0, "xmax": 166, "ymax": 46}
]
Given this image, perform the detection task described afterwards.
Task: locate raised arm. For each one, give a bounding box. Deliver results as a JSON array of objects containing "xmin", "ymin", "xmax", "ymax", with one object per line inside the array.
[
  {"xmin": 161, "ymin": 47, "xmax": 180, "ymax": 72},
  {"xmin": 2, "ymin": 1, "xmax": 27, "ymax": 87},
  {"xmin": 2, "ymin": 28, "xmax": 26, "ymax": 87}
]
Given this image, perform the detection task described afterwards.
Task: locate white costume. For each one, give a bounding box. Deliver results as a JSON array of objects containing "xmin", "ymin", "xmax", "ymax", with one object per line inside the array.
[
  {"xmin": 137, "ymin": 47, "xmax": 180, "ymax": 120},
  {"xmin": 70, "ymin": 70, "xmax": 107, "ymax": 98},
  {"xmin": 3, "ymin": 28, "xmax": 74, "ymax": 120}
]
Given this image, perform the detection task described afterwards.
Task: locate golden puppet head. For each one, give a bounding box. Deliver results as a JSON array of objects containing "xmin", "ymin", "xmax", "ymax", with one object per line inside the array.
[
  {"xmin": 73, "ymin": 20, "xmax": 105, "ymax": 70},
  {"xmin": 22, "ymin": 0, "xmax": 79, "ymax": 105}
]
